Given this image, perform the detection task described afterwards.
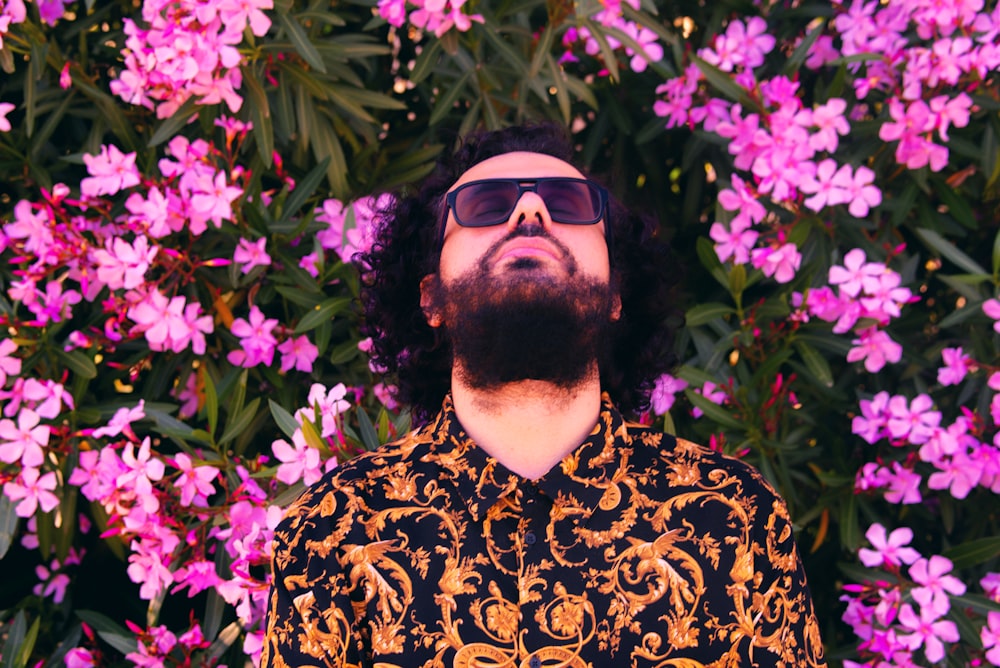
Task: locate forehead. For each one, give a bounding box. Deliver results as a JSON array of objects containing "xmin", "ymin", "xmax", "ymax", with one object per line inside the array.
[{"xmin": 449, "ymin": 151, "xmax": 587, "ymax": 191}]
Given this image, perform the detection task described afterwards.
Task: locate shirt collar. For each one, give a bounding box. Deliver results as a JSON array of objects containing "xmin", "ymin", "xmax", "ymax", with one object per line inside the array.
[{"xmin": 423, "ymin": 393, "xmax": 633, "ymax": 522}]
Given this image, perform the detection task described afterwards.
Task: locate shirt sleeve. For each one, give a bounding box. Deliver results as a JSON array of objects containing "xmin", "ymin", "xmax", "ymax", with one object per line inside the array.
[
  {"xmin": 261, "ymin": 491, "xmax": 364, "ymax": 668},
  {"xmin": 746, "ymin": 486, "xmax": 828, "ymax": 667}
]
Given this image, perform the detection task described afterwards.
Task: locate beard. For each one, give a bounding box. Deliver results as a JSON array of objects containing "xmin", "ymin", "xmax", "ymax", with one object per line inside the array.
[{"xmin": 426, "ymin": 230, "xmax": 617, "ymax": 391}]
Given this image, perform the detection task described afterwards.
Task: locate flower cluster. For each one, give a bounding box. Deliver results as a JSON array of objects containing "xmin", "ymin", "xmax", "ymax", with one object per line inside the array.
[
  {"xmin": 377, "ymin": 0, "xmax": 483, "ymax": 37},
  {"xmin": 110, "ymin": 0, "xmax": 273, "ymax": 118},
  {"xmin": 560, "ymin": 0, "xmax": 664, "ymax": 75}
]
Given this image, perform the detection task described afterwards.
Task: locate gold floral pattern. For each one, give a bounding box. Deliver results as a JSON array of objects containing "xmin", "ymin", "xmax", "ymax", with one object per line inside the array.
[{"xmin": 263, "ymin": 395, "xmax": 826, "ymax": 668}]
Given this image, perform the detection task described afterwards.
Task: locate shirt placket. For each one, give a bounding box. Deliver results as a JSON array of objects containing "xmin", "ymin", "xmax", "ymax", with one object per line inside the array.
[{"xmin": 515, "ymin": 481, "xmax": 555, "ymax": 667}]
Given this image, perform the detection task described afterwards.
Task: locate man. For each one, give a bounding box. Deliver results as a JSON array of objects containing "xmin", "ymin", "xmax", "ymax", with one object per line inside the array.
[{"xmin": 263, "ymin": 124, "xmax": 827, "ymax": 667}]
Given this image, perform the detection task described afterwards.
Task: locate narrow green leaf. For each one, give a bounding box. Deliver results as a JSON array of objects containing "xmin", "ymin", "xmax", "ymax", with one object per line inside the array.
[
  {"xmin": 269, "ymin": 399, "xmax": 300, "ymax": 439},
  {"xmin": 691, "ymin": 55, "xmax": 755, "ymax": 108},
  {"xmin": 356, "ymin": 406, "xmax": 380, "ymax": 450},
  {"xmin": 56, "ymin": 349, "xmax": 97, "ymax": 379},
  {"xmin": 546, "ymin": 54, "xmax": 571, "ymax": 123},
  {"xmin": 794, "ymin": 341, "xmax": 834, "ymax": 388},
  {"xmin": 684, "ymin": 389, "xmax": 744, "ymax": 430},
  {"xmin": 994, "ymin": 226, "xmax": 1000, "ymax": 278},
  {"xmin": 280, "ymin": 156, "xmax": 330, "ymax": 222},
  {"xmin": 276, "ymin": 11, "xmax": 327, "ymax": 73},
  {"xmin": 782, "ymin": 21, "xmax": 825, "ymax": 78},
  {"xmin": 0, "ymin": 494, "xmax": 18, "ymax": 560},
  {"xmin": 580, "ymin": 19, "xmax": 620, "ymax": 82},
  {"xmin": 529, "ymin": 26, "xmax": 557, "ymax": 79},
  {"xmin": 930, "ymin": 175, "xmax": 977, "ymax": 229},
  {"xmin": 218, "ymin": 398, "xmax": 261, "ymax": 447},
  {"xmin": 685, "ymin": 302, "xmax": 736, "ymax": 326},
  {"xmin": 228, "ymin": 368, "xmax": 248, "ymax": 420},
  {"xmin": 72, "ymin": 72, "xmax": 140, "ymax": 153},
  {"xmin": 0, "ymin": 611, "xmax": 27, "ymax": 668},
  {"xmin": 409, "ymin": 39, "xmax": 442, "ymax": 84},
  {"xmin": 942, "ymin": 536, "xmax": 1000, "ymax": 569},
  {"xmin": 294, "ymin": 296, "xmax": 353, "ymax": 334},
  {"xmin": 429, "ymin": 69, "xmax": 474, "ymax": 126},
  {"xmin": 75, "ymin": 611, "xmax": 138, "ymax": 655},
  {"xmin": 205, "ymin": 622, "xmax": 242, "ymax": 662},
  {"xmin": 147, "ymin": 97, "xmax": 200, "ymax": 147},
  {"xmin": 915, "ymin": 227, "xmax": 989, "ymax": 276},
  {"xmin": 202, "ymin": 367, "xmax": 219, "ymax": 439},
  {"xmin": 242, "ymin": 66, "xmax": 274, "ymax": 167}
]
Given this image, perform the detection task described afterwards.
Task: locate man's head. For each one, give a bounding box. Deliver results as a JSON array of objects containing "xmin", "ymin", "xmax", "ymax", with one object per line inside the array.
[{"xmin": 358, "ymin": 123, "xmax": 682, "ymax": 423}]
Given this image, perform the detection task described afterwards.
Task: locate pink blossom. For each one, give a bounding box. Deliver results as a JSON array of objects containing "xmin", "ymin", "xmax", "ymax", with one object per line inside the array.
[
  {"xmin": 829, "ymin": 248, "xmax": 880, "ymax": 298},
  {"xmin": 64, "ymin": 648, "xmax": 97, "ymax": 668},
  {"xmin": 295, "ymin": 382, "xmax": 352, "ymax": 438},
  {"xmin": 839, "ymin": 165, "xmax": 882, "ymax": 218},
  {"xmin": 0, "ymin": 338, "xmax": 22, "ymax": 386},
  {"xmin": 883, "ymin": 461, "xmax": 922, "ymax": 504},
  {"xmin": 128, "ymin": 290, "xmax": 214, "ymax": 354},
  {"xmin": 28, "ymin": 279, "xmax": 82, "ymax": 324},
  {"xmin": 717, "ymin": 174, "xmax": 767, "ymax": 224},
  {"xmin": 0, "ymin": 102, "xmax": 14, "ymax": 132},
  {"xmin": 234, "ymin": 237, "xmax": 271, "ymax": 274},
  {"xmin": 937, "ymin": 347, "xmax": 971, "ymax": 385},
  {"xmin": 929, "ymin": 93, "xmax": 973, "ymax": 141},
  {"xmin": 272, "ymin": 429, "xmax": 324, "ymax": 486},
  {"xmin": 886, "ymin": 393, "xmax": 940, "ymax": 445},
  {"xmin": 927, "ymin": 449, "xmax": 981, "ymax": 499},
  {"xmin": 173, "ymin": 452, "xmax": 219, "ymax": 507},
  {"xmin": 5, "ymin": 200, "xmax": 54, "ymax": 257},
  {"xmin": 34, "ymin": 557, "xmax": 72, "ymax": 603},
  {"xmin": 227, "ymin": 305, "xmax": 278, "ymax": 368},
  {"xmin": 983, "ymin": 611, "xmax": 1000, "ymax": 666},
  {"xmin": 690, "ymin": 381, "xmax": 726, "ymax": 419},
  {"xmin": 189, "ymin": 171, "xmax": 242, "ymax": 227},
  {"xmin": 985, "ymin": 298, "xmax": 1000, "ymax": 333},
  {"xmin": 802, "ymin": 98, "xmax": 850, "ymax": 153},
  {"xmin": 172, "ymin": 560, "xmax": 223, "ymax": 597},
  {"xmin": 650, "ymin": 373, "xmax": 688, "ymax": 415},
  {"xmin": 710, "ymin": 217, "xmax": 759, "ymax": 265},
  {"xmin": 0, "ymin": 409, "xmax": 50, "ymax": 468},
  {"xmin": 751, "ymin": 242, "xmax": 801, "ymax": 284},
  {"xmin": 5, "ymin": 467, "xmax": 60, "ymax": 517},
  {"xmin": 117, "ymin": 437, "xmax": 166, "ymax": 514},
  {"xmin": 897, "ymin": 603, "xmax": 959, "ymax": 663},
  {"xmin": 278, "ymin": 334, "xmax": 319, "ymax": 373},
  {"xmin": 92, "ymin": 400, "xmax": 146, "ymax": 439},
  {"xmin": 799, "ymin": 158, "xmax": 850, "ymax": 211},
  {"xmin": 858, "ymin": 523, "xmax": 921, "ymax": 568},
  {"xmin": 847, "ymin": 327, "xmax": 903, "ymax": 373},
  {"xmin": 909, "ymin": 555, "xmax": 967, "ymax": 614},
  {"xmin": 80, "ymin": 145, "xmax": 141, "ymax": 197},
  {"xmin": 852, "ymin": 391, "xmax": 890, "ymax": 444},
  {"xmin": 91, "ymin": 236, "xmax": 159, "ymax": 291},
  {"xmin": 982, "ymin": 572, "xmax": 1000, "ymax": 603}
]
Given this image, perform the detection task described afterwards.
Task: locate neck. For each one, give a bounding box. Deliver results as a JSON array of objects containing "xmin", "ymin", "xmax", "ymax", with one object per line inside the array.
[{"xmin": 450, "ymin": 364, "xmax": 603, "ymax": 480}]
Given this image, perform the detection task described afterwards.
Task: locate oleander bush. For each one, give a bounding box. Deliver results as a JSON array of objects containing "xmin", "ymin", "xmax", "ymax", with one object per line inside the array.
[{"xmin": 0, "ymin": 0, "xmax": 998, "ymax": 665}]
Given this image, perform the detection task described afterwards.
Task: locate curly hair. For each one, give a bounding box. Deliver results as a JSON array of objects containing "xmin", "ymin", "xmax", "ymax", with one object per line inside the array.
[{"xmin": 357, "ymin": 123, "xmax": 683, "ymax": 424}]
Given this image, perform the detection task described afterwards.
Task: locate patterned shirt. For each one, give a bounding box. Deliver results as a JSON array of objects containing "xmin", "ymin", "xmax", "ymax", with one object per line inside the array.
[{"xmin": 263, "ymin": 395, "xmax": 827, "ymax": 668}]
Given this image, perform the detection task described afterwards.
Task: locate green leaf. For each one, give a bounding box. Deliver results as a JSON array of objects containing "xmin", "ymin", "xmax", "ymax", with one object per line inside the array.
[
  {"xmin": 243, "ymin": 67, "xmax": 275, "ymax": 167},
  {"xmin": 929, "ymin": 175, "xmax": 977, "ymax": 229},
  {"xmin": 147, "ymin": 97, "xmax": 200, "ymax": 147},
  {"xmin": 0, "ymin": 494, "xmax": 18, "ymax": 560},
  {"xmin": 75, "ymin": 611, "xmax": 138, "ymax": 655},
  {"xmin": 684, "ymin": 389, "xmax": 744, "ymax": 430},
  {"xmin": 794, "ymin": 341, "xmax": 834, "ymax": 388},
  {"xmin": 942, "ymin": 536, "xmax": 1000, "ymax": 569},
  {"xmin": 0, "ymin": 611, "xmax": 29, "ymax": 668},
  {"xmin": 429, "ymin": 69, "xmax": 475, "ymax": 126},
  {"xmin": 56, "ymin": 349, "xmax": 97, "ymax": 379},
  {"xmin": 993, "ymin": 226, "xmax": 1000, "ymax": 278},
  {"xmin": 409, "ymin": 39, "xmax": 442, "ymax": 84},
  {"xmin": 269, "ymin": 399, "xmax": 300, "ymax": 439},
  {"xmin": 691, "ymin": 55, "xmax": 755, "ymax": 108},
  {"xmin": 914, "ymin": 228, "xmax": 989, "ymax": 276},
  {"xmin": 276, "ymin": 11, "xmax": 327, "ymax": 73},
  {"xmin": 356, "ymin": 406, "xmax": 381, "ymax": 450},
  {"xmin": 685, "ymin": 302, "xmax": 736, "ymax": 326},
  {"xmin": 294, "ymin": 296, "xmax": 352, "ymax": 334},
  {"xmin": 280, "ymin": 157, "xmax": 331, "ymax": 222},
  {"xmin": 202, "ymin": 367, "xmax": 219, "ymax": 439},
  {"xmin": 218, "ymin": 398, "xmax": 261, "ymax": 446},
  {"xmin": 782, "ymin": 21, "xmax": 825, "ymax": 78}
]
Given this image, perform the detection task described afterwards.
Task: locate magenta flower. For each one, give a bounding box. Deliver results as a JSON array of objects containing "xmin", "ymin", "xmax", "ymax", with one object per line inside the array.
[
  {"xmin": 226, "ymin": 305, "xmax": 278, "ymax": 368},
  {"xmin": 233, "ymin": 237, "xmax": 271, "ymax": 274},
  {"xmin": 80, "ymin": 145, "xmax": 141, "ymax": 197},
  {"xmin": 858, "ymin": 523, "xmax": 921, "ymax": 568},
  {"xmin": 172, "ymin": 452, "xmax": 219, "ymax": 507},
  {"xmin": 883, "ymin": 461, "xmax": 922, "ymax": 504},
  {"xmin": 296, "ymin": 382, "xmax": 352, "ymax": 438},
  {"xmin": 886, "ymin": 393, "xmax": 941, "ymax": 445},
  {"xmin": 799, "ymin": 158, "xmax": 850, "ymax": 211},
  {"xmin": 5, "ymin": 467, "xmax": 60, "ymax": 517},
  {"xmin": 897, "ymin": 603, "xmax": 959, "ymax": 663},
  {"xmin": 92, "ymin": 236, "xmax": 159, "ymax": 291},
  {"xmin": 829, "ymin": 248, "xmax": 880, "ymax": 298},
  {"xmin": 751, "ymin": 242, "xmax": 801, "ymax": 284},
  {"xmin": 937, "ymin": 347, "xmax": 971, "ymax": 386},
  {"xmin": 0, "ymin": 409, "xmax": 50, "ymax": 468},
  {"xmin": 710, "ymin": 217, "xmax": 759, "ymax": 265},
  {"xmin": 840, "ymin": 165, "xmax": 882, "ymax": 218},
  {"xmin": 117, "ymin": 437, "xmax": 166, "ymax": 514},
  {"xmin": 278, "ymin": 334, "xmax": 319, "ymax": 373},
  {"xmin": 909, "ymin": 555, "xmax": 967, "ymax": 615},
  {"xmin": 128, "ymin": 290, "xmax": 214, "ymax": 354},
  {"xmin": 0, "ymin": 338, "xmax": 22, "ymax": 386},
  {"xmin": 92, "ymin": 400, "xmax": 145, "ymax": 439},
  {"xmin": 852, "ymin": 390, "xmax": 890, "ymax": 444},
  {"xmin": 172, "ymin": 560, "xmax": 223, "ymax": 597},
  {"xmin": 650, "ymin": 373, "xmax": 688, "ymax": 415},
  {"xmin": 0, "ymin": 101, "xmax": 15, "ymax": 132},
  {"xmin": 189, "ymin": 170, "xmax": 242, "ymax": 227},
  {"xmin": 983, "ymin": 611, "xmax": 1000, "ymax": 666},
  {"xmin": 847, "ymin": 327, "xmax": 903, "ymax": 373},
  {"xmin": 271, "ymin": 429, "xmax": 324, "ymax": 486},
  {"xmin": 984, "ymin": 298, "xmax": 1000, "ymax": 333}
]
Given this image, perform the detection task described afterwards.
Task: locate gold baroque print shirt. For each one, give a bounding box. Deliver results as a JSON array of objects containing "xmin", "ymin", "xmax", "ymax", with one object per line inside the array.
[{"xmin": 263, "ymin": 395, "xmax": 827, "ymax": 668}]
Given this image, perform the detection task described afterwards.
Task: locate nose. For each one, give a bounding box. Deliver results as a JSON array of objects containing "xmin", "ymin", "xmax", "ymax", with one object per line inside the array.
[{"xmin": 505, "ymin": 191, "xmax": 552, "ymax": 233}]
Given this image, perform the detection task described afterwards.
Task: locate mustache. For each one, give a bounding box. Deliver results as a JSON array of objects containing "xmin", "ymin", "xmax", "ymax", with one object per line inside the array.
[{"xmin": 478, "ymin": 225, "xmax": 573, "ymax": 270}]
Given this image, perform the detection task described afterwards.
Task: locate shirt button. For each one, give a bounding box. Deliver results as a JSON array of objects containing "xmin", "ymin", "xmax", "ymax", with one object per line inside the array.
[
  {"xmin": 524, "ymin": 531, "xmax": 537, "ymax": 545},
  {"xmin": 529, "ymin": 656, "xmax": 541, "ymax": 668}
]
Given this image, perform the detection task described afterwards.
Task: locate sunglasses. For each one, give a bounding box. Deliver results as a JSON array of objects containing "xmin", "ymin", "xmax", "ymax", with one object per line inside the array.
[{"xmin": 440, "ymin": 177, "xmax": 611, "ymax": 248}]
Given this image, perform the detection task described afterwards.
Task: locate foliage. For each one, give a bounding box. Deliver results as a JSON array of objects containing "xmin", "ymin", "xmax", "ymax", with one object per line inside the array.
[{"xmin": 0, "ymin": 0, "xmax": 998, "ymax": 665}]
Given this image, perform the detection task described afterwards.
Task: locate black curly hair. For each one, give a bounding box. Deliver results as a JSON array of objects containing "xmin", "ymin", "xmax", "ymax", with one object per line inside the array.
[{"xmin": 357, "ymin": 122, "xmax": 683, "ymax": 425}]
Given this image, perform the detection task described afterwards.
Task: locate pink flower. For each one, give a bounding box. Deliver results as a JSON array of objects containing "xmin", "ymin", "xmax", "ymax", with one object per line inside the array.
[
  {"xmin": 829, "ymin": 248, "xmax": 880, "ymax": 298},
  {"xmin": 751, "ymin": 242, "xmax": 802, "ymax": 284},
  {"xmin": 799, "ymin": 158, "xmax": 850, "ymax": 211},
  {"xmin": 80, "ymin": 145, "xmax": 141, "ymax": 197},
  {"xmin": 710, "ymin": 217, "xmax": 759, "ymax": 264},
  {"xmin": 886, "ymin": 393, "xmax": 940, "ymax": 445},
  {"xmin": 0, "ymin": 409, "xmax": 50, "ymax": 468},
  {"xmin": 128, "ymin": 290, "xmax": 214, "ymax": 354},
  {"xmin": 5, "ymin": 467, "xmax": 60, "ymax": 517},
  {"xmin": 226, "ymin": 305, "xmax": 278, "ymax": 368},
  {"xmin": 91, "ymin": 236, "xmax": 159, "ymax": 291},
  {"xmin": 233, "ymin": 237, "xmax": 271, "ymax": 274},
  {"xmin": 172, "ymin": 560, "xmax": 223, "ymax": 597},
  {"xmin": 858, "ymin": 523, "xmax": 921, "ymax": 568},
  {"xmin": 839, "ymin": 165, "xmax": 882, "ymax": 218},
  {"xmin": 937, "ymin": 347, "xmax": 971, "ymax": 386},
  {"xmin": 173, "ymin": 452, "xmax": 219, "ymax": 507},
  {"xmin": 803, "ymin": 98, "xmax": 850, "ymax": 153},
  {"xmin": 883, "ymin": 461, "xmax": 922, "ymax": 504},
  {"xmin": 64, "ymin": 648, "xmax": 97, "ymax": 668},
  {"xmin": 0, "ymin": 102, "xmax": 15, "ymax": 132},
  {"xmin": 852, "ymin": 391, "xmax": 890, "ymax": 444},
  {"xmin": 0, "ymin": 338, "xmax": 22, "ymax": 386},
  {"xmin": 189, "ymin": 171, "xmax": 242, "ymax": 227},
  {"xmin": 984, "ymin": 298, "xmax": 1000, "ymax": 333},
  {"xmin": 983, "ymin": 611, "xmax": 1000, "ymax": 666},
  {"xmin": 117, "ymin": 437, "xmax": 166, "ymax": 514},
  {"xmin": 650, "ymin": 373, "xmax": 688, "ymax": 415},
  {"xmin": 847, "ymin": 327, "xmax": 903, "ymax": 373},
  {"xmin": 92, "ymin": 400, "xmax": 145, "ymax": 439},
  {"xmin": 295, "ymin": 382, "xmax": 352, "ymax": 438},
  {"xmin": 278, "ymin": 334, "xmax": 319, "ymax": 373},
  {"xmin": 909, "ymin": 555, "xmax": 966, "ymax": 615},
  {"xmin": 897, "ymin": 603, "xmax": 959, "ymax": 663},
  {"xmin": 271, "ymin": 429, "xmax": 324, "ymax": 486}
]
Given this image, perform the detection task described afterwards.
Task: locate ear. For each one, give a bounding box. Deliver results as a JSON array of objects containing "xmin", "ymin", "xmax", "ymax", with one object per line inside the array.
[
  {"xmin": 419, "ymin": 274, "xmax": 443, "ymax": 328},
  {"xmin": 610, "ymin": 293, "xmax": 622, "ymax": 322}
]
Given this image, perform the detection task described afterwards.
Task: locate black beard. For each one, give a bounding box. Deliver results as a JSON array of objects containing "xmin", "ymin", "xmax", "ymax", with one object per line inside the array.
[{"xmin": 427, "ymin": 251, "xmax": 616, "ymax": 391}]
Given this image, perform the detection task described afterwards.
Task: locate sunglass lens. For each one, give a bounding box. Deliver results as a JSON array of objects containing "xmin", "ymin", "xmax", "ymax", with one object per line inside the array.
[
  {"xmin": 454, "ymin": 181, "xmax": 519, "ymax": 227},
  {"xmin": 537, "ymin": 181, "xmax": 602, "ymax": 224}
]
